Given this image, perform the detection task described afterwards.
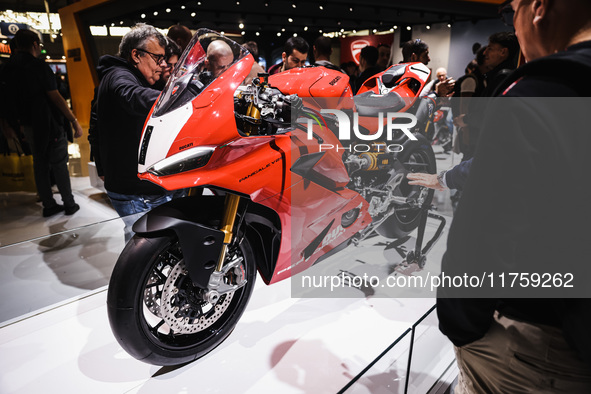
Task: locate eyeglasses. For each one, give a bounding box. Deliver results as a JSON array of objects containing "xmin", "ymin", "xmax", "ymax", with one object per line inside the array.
[
  {"xmin": 135, "ymin": 48, "xmax": 166, "ymax": 65},
  {"xmin": 499, "ymin": 0, "xmax": 515, "ymax": 27}
]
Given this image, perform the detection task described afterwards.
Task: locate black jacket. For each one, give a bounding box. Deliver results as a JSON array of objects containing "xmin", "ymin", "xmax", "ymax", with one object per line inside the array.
[
  {"xmin": 1, "ymin": 52, "xmax": 65, "ymax": 148},
  {"xmin": 437, "ymin": 41, "xmax": 591, "ymax": 363},
  {"xmin": 95, "ymin": 55, "xmax": 163, "ymax": 195}
]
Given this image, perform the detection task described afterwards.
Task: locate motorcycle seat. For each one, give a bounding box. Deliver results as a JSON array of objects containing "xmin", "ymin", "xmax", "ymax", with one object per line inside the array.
[{"xmin": 353, "ymin": 91, "xmax": 406, "ymax": 117}]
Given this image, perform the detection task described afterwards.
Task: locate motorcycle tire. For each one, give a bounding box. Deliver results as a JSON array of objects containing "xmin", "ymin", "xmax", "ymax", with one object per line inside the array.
[
  {"xmin": 376, "ymin": 134, "xmax": 436, "ymax": 238},
  {"xmin": 107, "ymin": 233, "xmax": 256, "ymax": 366}
]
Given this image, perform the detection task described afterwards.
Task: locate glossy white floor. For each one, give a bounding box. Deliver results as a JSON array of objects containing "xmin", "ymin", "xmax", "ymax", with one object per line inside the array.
[{"xmin": 0, "ymin": 147, "xmax": 459, "ymax": 393}]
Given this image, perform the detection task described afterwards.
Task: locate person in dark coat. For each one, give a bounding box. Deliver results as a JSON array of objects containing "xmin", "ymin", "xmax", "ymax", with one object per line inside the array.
[
  {"xmin": 0, "ymin": 29, "xmax": 82, "ymax": 217},
  {"xmin": 436, "ymin": 1, "xmax": 591, "ymax": 392},
  {"xmin": 94, "ymin": 23, "xmax": 186, "ymax": 220}
]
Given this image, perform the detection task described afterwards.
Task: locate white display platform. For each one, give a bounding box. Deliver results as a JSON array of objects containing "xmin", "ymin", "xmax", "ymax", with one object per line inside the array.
[
  {"xmin": 0, "ymin": 216, "xmax": 454, "ymax": 394},
  {"xmin": 0, "ymin": 285, "xmax": 452, "ymax": 393}
]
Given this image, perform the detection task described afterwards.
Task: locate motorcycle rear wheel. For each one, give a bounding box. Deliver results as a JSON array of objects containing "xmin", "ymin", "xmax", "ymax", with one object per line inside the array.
[
  {"xmin": 107, "ymin": 233, "xmax": 256, "ymax": 366},
  {"xmin": 376, "ymin": 135, "xmax": 436, "ymax": 238}
]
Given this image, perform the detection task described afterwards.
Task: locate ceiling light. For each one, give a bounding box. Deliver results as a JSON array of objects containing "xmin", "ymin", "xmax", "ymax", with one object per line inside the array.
[
  {"xmin": 288, "ymin": 18, "xmax": 293, "ymax": 22},
  {"xmin": 277, "ymin": 32, "xmax": 281, "ymax": 36},
  {"xmin": 293, "ymin": 33, "xmax": 297, "ymax": 37},
  {"xmin": 319, "ymin": 5, "xmax": 323, "ymax": 10},
  {"xmin": 406, "ymin": 26, "xmax": 411, "ymax": 30},
  {"xmin": 256, "ymin": 31, "xmax": 260, "ymax": 36},
  {"xmin": 393, "ymin": 25, "xmax": 398, "ymax": 29},
  {"xmin": 304, "ymin": 26, "xmax": 308, "ymax": 31},
  {"xmin": 191, "ymin": 12, "xmax": 196, "ymax": 17},
  {"xmin": 239, "ymin": 23, "xmax": 244, "ymax": 28},
  {"xmin": 153, "ymin": 11, "xmax": 158, "ymax": 16},
  {"xmin": 141, "ymin": 13, "xmax": 146, "ymax": 18},
  {"xmin": 241, "ymin": 31, "xmax": 245, "ymax": 35},
  {"xmin": 166, "ymin": 8, "xmax": 171, "ymax": 13},
  {"xmin": 181, "ymin": 5, "xmax": 186, "ymax": 9},
  {"xmin": 426, "ymin": 24, "xmax": 431, "ymax": 30}
]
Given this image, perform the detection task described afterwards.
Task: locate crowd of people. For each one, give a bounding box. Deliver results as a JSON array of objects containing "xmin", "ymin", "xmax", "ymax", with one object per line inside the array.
[{"xmin": 2, "ymin": 1, "xmax": 591, "ymax": 390}]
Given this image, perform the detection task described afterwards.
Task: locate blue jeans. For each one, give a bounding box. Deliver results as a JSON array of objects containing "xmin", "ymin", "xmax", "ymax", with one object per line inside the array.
[
  {"xmin": 107, "ymin": 189, "xmax": 188, "ymax": 217},
  {"xmin": 107, "ymin": 189, "xmax": 188, "ymax": 242}
]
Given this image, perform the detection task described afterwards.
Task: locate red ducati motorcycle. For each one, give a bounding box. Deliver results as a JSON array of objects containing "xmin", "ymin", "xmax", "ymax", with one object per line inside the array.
[{"xmin": 107, "ymin": 29, "xmax": 437, "ymax": 365}]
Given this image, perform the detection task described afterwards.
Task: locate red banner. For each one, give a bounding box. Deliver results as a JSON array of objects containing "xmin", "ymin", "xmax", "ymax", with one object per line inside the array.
[{"xmin": 340, "ymin": 35, "xmax": 393, "ymax": 65}]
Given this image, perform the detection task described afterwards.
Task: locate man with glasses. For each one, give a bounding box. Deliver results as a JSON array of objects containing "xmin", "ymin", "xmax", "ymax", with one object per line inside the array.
[
  {"xmin": 435, "ymin": 1, "xmax": 591, "ymax": 392},
  {"xmin": 94, "ymin": 23, "xmax": 185, "ymax": 229},
  {"xmin": 268, "ymin": 36, "xmax": 309, "ymax": 75}
]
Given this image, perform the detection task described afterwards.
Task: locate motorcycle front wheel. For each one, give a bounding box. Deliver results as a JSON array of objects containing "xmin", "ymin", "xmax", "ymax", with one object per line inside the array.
[
  {"xmin": 107, "ymin": 233, "xmax": 256, "ymax": 366},
  {"xmin": 376, "ymin": 134, "xmax": 436, "ymax": 238}
]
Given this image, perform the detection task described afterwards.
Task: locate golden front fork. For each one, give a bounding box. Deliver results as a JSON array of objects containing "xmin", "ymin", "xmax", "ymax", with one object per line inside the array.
[{"xmin": 216, "ymin": 193, "xmax": 241, "ymax": 271}]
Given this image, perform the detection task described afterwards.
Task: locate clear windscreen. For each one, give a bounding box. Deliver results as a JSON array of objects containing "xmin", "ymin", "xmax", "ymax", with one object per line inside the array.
[{"xmin": 153, "ymin": 28, "xmax": 248, "ymax": 117}]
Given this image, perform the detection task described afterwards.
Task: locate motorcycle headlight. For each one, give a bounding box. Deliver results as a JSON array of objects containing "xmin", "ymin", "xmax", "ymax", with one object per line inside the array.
[{"xmin": 147, "ymin": 146, "xmax": 215, "ymax": 176}]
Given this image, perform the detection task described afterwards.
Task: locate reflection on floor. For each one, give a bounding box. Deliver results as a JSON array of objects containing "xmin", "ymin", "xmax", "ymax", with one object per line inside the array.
[{"xmin": 0, "ymin": 147, "xmax": 459, "ymax": 393}]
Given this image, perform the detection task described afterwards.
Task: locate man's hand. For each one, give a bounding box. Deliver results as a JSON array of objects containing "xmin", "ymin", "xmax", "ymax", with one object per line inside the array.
[
  {"xmin": 436, "ymin": 77, "xmax": 455, "ymax": 97},
  {"xmin": 407, "ymin": 172, "xmax": 446, "ymax": 191},
  {"xmin": 72, "ymin": 119, "xmax": 83, "ymax": 138},
  {"xmin": 454, "ymin": 114, "xmax": 467, "ymax": 128}
]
